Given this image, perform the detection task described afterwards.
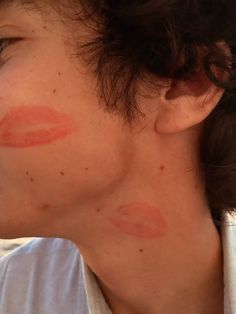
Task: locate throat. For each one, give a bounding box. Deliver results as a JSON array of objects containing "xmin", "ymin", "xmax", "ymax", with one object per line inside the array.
[{"xmin": 86, "ymin": 223, "xmax": 224, "ymax": 314}]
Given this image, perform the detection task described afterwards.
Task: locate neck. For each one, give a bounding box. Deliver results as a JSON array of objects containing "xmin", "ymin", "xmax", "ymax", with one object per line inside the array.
[
  {"xmin": 73, "ymin": 166, "xmax": 224, "ymax": 314},
  {"xmin": 68, "ymin": 128, "xmax": 224, "ymax": 314},
  {"xmin": 87, "ymin": 215, "xmax": 224, "ymax": 314}
]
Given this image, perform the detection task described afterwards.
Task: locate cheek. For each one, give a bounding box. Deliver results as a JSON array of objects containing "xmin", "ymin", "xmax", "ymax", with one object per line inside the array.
[
  {"xmin": 0, "ymin": 105, "xmax": 79, "ymax": 148},
  {"xmin": 0, "ymin": 104, "xmax": 81, "ymax": 209}
]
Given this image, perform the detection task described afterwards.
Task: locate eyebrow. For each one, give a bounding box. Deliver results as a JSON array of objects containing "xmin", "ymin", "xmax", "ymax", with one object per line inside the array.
[
  {"xmin": 0, "ymin": 0, "xmax": 20, "ymax": 8},
  {"xmin": 0, "ymin": 0, "xmax": 48, "ymax": 21},
  {"xmin": 0, "ymin": 0, "xmax": 38, "ymax": 10},
  {"xmin": 0, "ymin": 0, "xmax": 59, "ymax": 22}
]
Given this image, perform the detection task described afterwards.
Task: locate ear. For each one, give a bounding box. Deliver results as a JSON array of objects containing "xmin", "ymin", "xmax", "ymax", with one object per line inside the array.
[{"xmin": 154, "ymin": 69, "xmax": 225, "ymax": 134}]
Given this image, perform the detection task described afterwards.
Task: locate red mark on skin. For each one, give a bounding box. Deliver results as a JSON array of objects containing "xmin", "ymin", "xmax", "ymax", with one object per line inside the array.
[
  {"xmin": 0, "ymin": 106, "xmax": 78, "ymax": 147},
  {"xmin": 109, "ymin": 203, "xmax": 168, "ymax": 239},
  {"xmin": 39, "ymin": 203, "xmax": 51, "ymax": 212}
]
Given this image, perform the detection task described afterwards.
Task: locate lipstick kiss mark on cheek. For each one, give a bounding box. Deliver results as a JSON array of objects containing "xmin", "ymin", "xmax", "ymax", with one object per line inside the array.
[
  {"xmin": 0, "ymin": 106, "xmax": 79, "ymax": 148},
  {"xmin": 108, "ymin": 203, "xmax": 168, "ymax": 239}
]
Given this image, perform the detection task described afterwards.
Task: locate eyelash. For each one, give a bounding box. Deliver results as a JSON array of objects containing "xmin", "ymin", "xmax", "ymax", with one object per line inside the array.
[{"xmin": 0, "ymin": 38, "xmax": 19, "ymax": 54}]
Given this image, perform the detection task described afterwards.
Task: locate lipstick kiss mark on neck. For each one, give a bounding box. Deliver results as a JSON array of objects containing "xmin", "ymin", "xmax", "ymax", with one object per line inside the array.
[{"xmin": 109, "ymin": 203, "xmax": 168, "ymax": 239}]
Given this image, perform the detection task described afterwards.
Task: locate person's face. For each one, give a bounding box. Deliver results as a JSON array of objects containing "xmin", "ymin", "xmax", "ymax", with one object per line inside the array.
[{"xmin": 0, "ymin": 3, "xmax": 132, "ymax": 238}]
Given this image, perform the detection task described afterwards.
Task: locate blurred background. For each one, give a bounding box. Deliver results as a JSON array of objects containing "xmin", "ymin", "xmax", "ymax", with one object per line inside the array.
[{"xmin": 0, "ymin": 238, "xmax": 35, "ymax": 258}]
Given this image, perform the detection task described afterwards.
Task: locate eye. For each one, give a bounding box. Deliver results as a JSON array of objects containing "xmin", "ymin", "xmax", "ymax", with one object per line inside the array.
[{"xmin": 0, "ymin": 38, "xmax": 19, "ymax": 54}]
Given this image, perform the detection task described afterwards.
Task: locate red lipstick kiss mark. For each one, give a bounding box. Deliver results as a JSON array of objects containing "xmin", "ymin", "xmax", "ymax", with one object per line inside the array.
[
  {"xmin": 109, "ymin": 203, "xmax": 168, "ymax": 239},
  {"xmin": 0, "ymin": 106, "xmax": 79, "ymax": 147}
]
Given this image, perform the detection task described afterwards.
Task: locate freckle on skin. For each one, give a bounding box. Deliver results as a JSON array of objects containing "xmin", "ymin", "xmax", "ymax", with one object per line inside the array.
[
  {"xmin": 26, "ymin": 172, "xmax": 29, "ymax": 176},
  {"xmin": 85, "ymin": 168, "xmax": 89, "ymax": 171},
  {"xmin": 96, "ymin": 208, "xmax": 101, "ymax": 212},
  {"xmin": 30, "ymin": 177, "xmax": 35, "ymax": 182},
  {"xmin": 53, "ymin": 89, "xmax": 57, "ymax": 94},
  {"xmin": 39, "ymin": 203, "xmax": 51, "ymax": 211},
  {"xmin": 160, "ymin": 165, "xmax": 165, "ymax": 171},
  {"xmin": 60, "ymin": 172, "xmax": 65, "ymax": 176},
  {"xmin": 58, "ymin": 72, "xmax": 62, "ymax": 76},
  {"xmin": 139, "ymin": 249, "xmax": 144, "ymax": 253}
]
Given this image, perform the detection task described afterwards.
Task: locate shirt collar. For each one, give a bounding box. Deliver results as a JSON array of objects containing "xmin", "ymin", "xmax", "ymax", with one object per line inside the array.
[
  {"xmin": 81, "ymin": 255, "xmax": 112, "ymax": 314},
  {"xmin": 222, "ymin": 210, "xmax": 236, "ymax": 314}
]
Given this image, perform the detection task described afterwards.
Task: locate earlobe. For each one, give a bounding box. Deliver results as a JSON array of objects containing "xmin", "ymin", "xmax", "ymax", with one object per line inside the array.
[{"xmin": 154, "ymin": 72, "xmax": 225, "ymax": 134}]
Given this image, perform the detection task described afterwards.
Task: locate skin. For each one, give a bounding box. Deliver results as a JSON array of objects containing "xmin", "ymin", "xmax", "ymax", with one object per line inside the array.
[
  {"xmin": 0, "ymin": 105, "xmax": 79, "ymax": 147},
  {"xmin": 108, "ymin": 203, "xmax": 168, "ymax": 238},
  {"xmin": 0, "ymin": 3, "xmax": 225, "ymax": 314}
]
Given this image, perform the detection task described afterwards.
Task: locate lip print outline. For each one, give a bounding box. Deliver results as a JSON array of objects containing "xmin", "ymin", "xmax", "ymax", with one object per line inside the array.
[
  {"xmin": 0, "ymin": 105, "xmax": 79, "ymax": 147},
  {"xmin": 108, "ymin": 203, "xmax": 168, "ymax": 239}
]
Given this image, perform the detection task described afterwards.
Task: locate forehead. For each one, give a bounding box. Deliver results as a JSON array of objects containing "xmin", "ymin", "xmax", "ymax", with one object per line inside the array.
[
  {"xmin": 0, "ymin": 1, "xmax": 44, "ymax": 27},
  {"xmin": 0, "ymin": 0, "xmax": 84, "ymax": 40}
]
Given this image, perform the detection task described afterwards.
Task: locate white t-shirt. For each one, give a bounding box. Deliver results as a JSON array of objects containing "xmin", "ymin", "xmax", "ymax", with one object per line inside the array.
[
  {"xmin": 0, "ymin": 211, "xmax": 235, "ymax": 314},
  {"xmin": 0, "ymin": 237, "xmax": 111, "ymax": 314}
]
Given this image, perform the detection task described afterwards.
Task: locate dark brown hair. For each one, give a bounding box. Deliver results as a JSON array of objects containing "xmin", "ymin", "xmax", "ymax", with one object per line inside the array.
[{"xmin": 23, "ymin": 0, "xmax": 236, "ymax": 225}]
